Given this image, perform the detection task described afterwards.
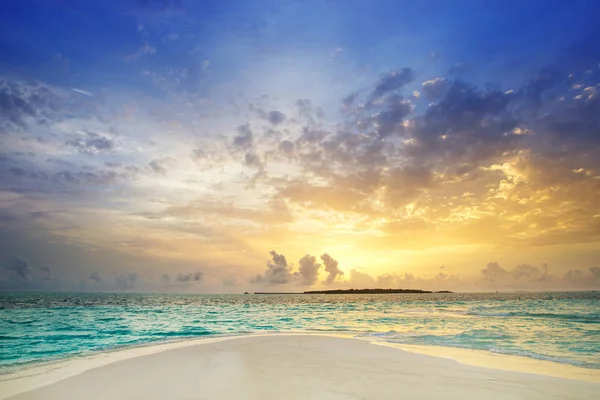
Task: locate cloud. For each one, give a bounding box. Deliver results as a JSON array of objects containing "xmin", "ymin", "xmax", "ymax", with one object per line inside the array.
[
  {"xmin": 148, "ymin": 158, "xmax": 171, "ymax": 174},
  {"xmin": 266, "ymin": 110, "xmax": 286, "ymax": 125},
  {"xmin": 339, "ymin": 262, "xmax": 592, "ymax": 292},
  {"xmin": 477, "ymin": 262, "xmax": 600, "ymax": 290},
  {"xmin": 5, "ymin": 166, "xmax": 119, "ymax": 187},
  {"xmin": 298, "ymin": 254, "xmax": 320, "ymax": 285},
  {"xmin": 278, "ymin": 140, "xmax": 294, "ymax": 155},
  {"xmin": 372, "ymin": 95, "xmax": 414, "ymax": 137},
  {"xmin": 348, "ymin": 269, "xmax": 376, "ymax": 287},
  {"xmin": 563, "ymin": 267, "xmax": 600, "ymax": 287},
  {"xmin": 233, "ymin": 124, "xmax": 254, "ymax": 150},
  {"xmin": 296, "ymin": 99, "xmax": 324, "ymax": 121},
  {"xmin": 244, "ymin": 152, "xmax": 262, "ymax": 168},
  {"xmin": 251, "ymin": 250, "xmax": 296, "ymax": 285},
  {"xmin": 126, "ymin": 44, "xmax": 156, "ymax": 61},
  {"xmin": 65, "ymin": 132, "xmax": 114, "ymax": 154},
  {"xmin": 421, "ymin": 77, "xmax": 448, "ymax": 100},
  {"xmin": 480, "ymin": 262, "xmax": 510, "ymax": 285},
  {"xmin": 176, "ymin": 271, "xmax": 203, "ymax": 283},
  {"xmin": 115, "ymin": 272, "xmax": 139, "ymax": 290},
  {"xmin": 40, "ymin": 265, "xmax": 53, "ymax": 280},
  {"xmin": 5, "ymin": 256, "xmax": 32, "ymax": 279},
  {"xmin": 0, "ymin": 79, "xmax": 61, "ymax": 130},
  {"xmin": 371, "ymin": 68, "xmax": 415, "ymax": 99},
  {"xmin": 321, "ymin": 253, "xmax": 343, "ymax": 284},
  {"xmin": 72, "ymin": 88, "xmax": 93, "ymax": 97}
]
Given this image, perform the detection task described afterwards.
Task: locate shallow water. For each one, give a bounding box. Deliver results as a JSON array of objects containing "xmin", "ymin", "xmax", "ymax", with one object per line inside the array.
[{"xmin": 1, "ymin": 291, "xmax": 598, "ymax": 372}]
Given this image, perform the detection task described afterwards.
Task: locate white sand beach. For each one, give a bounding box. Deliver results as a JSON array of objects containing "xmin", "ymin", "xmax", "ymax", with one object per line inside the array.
[{"xmin": 1, "ymin": 334, "xmax": 599, "ymax": 400}]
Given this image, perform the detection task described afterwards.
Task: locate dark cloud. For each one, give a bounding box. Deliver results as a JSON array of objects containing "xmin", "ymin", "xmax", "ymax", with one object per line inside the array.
[
  {"xmin": 244, "ymin": 152, "xmax": 262, "ymax": 168},
  {"xmin": 5, "ymin": 256, "xmax": 32, "ymax": 279},
  {"xmin": 0, "ymin": 85, "xmax": 35, "ymax": 129},
  {"xmin": 421, "ymin": 77, "xmax": 448, "ymax": 100},
  {"xmin": 372, "ymin": 94, "xmax": 414, "ymax": 137},
  {"xmin": 411, "ymin": 80, "xmax": 516, "ymax": 148},
  {"xmin": 298, "ymin": 254, "xmax": 320, "ymax": 285},
  {"xmin": 278, "ymin": 140, "xmax": 294, "ymax": 155},
  {"xmin": 523, "ymin": 68, "xmax": 565, "ymax": 106},
  {"xmin": 0, "ymin": 80, "xmax": 61, "ymax": 131},
  {"xmin": 148, "ymin": 159, "xmax": 168, "ymax": 174},
  {"xmin": 371, "ymin": 68, "xmax": 415, "ymax": 99},
  {"xmin": 251, "ymin": 250, "xmax": 296, "ymax": 285},
  {"xmin": 296, "ymin": 99, "xmax": 324, "ymax": 121},
  {"xmin": 267, "ymin": 110, "xmax": 286, "ymax": 125},
  {"xmin": 65, "ymin": 132, "xmax": 114, "ymax": 154},
  {"xmin": 176, "ymin": 271, "xmax": 203, "ymax": 283},
  {"xmin": 233, "ymin": 124, "xmax": 254, "ymax": 150},
  {"xmin": 2, "ymin": 161, "xmax": 120, "ymax": 189},
  {"xmin": 321, "ymin": 253, "xmax": 343, "ymax": 284},
  {"xmin": 342, "ymin": 91, "xmax": 359, "ymax": 108}
]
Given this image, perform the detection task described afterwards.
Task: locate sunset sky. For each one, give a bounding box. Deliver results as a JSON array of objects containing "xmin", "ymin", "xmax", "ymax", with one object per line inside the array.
[{"xmin": 1, "ymin": 0, "xmax": 599, "ymax": 292}]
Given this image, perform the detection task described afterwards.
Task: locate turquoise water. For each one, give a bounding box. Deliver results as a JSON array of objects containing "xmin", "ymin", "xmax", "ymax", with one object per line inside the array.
[{"xmin": 1, "ymin": 292, "xmax": 599, "ymax": 372}]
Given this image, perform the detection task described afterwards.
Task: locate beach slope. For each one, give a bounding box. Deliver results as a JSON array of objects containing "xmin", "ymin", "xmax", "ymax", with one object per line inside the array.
[{"xmin": 3, "ymin": 335, "xmax": 599, "ymax": 400}]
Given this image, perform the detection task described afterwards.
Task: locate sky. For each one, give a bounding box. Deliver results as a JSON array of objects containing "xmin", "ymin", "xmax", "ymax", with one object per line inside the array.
[{"xmin": 1, "ymin": 0, "xmax": 600, "ymax": 293}]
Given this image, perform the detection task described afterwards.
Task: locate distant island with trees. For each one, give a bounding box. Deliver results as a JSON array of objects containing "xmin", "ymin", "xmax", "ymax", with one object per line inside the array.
[{"xmin": 252, "ymin": 289, "xmax": 453, "ymax": 294}]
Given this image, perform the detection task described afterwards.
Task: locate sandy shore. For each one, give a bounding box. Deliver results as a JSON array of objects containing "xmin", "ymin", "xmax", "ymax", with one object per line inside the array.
[{"xmin": 1, "ymin": 334, "xmax": 599, "ymax": 400}]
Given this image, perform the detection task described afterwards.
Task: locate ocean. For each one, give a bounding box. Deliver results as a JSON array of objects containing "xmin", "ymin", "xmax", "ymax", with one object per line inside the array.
[{"xmin": 1, "ymin": 291, "xmax": 599, "ymax": 373}]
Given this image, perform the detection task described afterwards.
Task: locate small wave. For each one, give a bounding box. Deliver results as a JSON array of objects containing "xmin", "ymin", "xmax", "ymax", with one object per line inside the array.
[
  {"xmin": 5, "ymin": 319, "xmax": 36, "ymax": 325},
  {"xmin": 96, "ymin": 316, "xmax": 124, "ymax": 322},
  {"xmin": 467, "ymin": 310, "xmax": 600, "ymax": 322},
  {"xmin": 40, "ymin": 333, "xmax": 95, "ymax": 340},
  {"xmin": 0, "ymin": 335, "xmax": 22, "ymax": 340},
  {"xmin": 99, "ymin": 329, "xmax": 132, "ymax": 335}
]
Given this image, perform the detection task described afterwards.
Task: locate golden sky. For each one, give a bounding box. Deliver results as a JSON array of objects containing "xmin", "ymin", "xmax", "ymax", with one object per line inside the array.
[{"xmin": 1, "ymin": 1, "xmax": 599, "ymax": 292}]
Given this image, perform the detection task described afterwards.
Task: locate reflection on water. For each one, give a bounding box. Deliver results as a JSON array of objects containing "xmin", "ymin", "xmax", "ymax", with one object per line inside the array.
[{"xmin": 1, "ymin": 291, "xmax": 599, "ymax": 372}]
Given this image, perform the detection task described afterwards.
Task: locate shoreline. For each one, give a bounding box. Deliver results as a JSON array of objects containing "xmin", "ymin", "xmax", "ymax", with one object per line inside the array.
[{"xmin": 1, "ymin": 332, "xmax": 599, "ymax": 399}]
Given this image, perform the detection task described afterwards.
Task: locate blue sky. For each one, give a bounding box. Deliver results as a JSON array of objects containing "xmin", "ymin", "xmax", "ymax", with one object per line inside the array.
[{"xmin": 1, "ymin": 0, "xmax": 600, "ymax": 292}]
